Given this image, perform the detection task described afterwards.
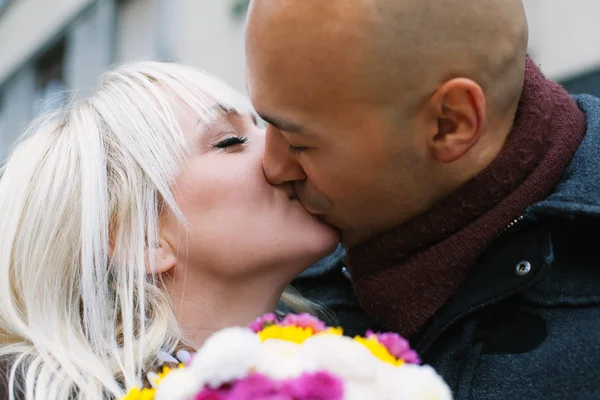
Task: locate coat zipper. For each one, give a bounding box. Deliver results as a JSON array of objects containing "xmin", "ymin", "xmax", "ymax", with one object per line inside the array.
[{"xmin": 499, "ymin": 215, "xmax": 525, "ymax": 236}]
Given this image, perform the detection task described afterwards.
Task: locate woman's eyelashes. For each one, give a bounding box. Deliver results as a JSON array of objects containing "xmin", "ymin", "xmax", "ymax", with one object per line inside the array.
[{"xmin": 214, "ymin": 136, "xmax": 249, "ymax": 149}]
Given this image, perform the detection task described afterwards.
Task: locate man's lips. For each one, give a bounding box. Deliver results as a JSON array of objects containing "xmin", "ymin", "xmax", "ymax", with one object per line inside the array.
[
  {"xmin": 291, "ymin": 187, "xmax": 330, "ymax": 218},
  {"xmin": 305, "ymin": 207, "xmax": 328, "ymax": 221},
  {"xmin": 300, "ymin": 203, "xmax": 325, "ymax": 217}
]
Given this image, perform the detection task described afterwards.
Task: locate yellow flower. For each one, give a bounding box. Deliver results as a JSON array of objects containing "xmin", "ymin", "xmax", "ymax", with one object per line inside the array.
[
  {"xmin": 258, "ymin": 325, "xmax": 315, "ymax": 344},
  {"xmin": 121, "ymin": 363, "xmax": 186, "ymax": 400},
  {"xmin": 151, "ymin": 363, "xmax": 185, "ymax": 385},
  {"xmin": 322, "ymin": 327, "xmax": 344, "ymax": 336},
  {"xmin": 354, "ymin": 336, "xmax": 405, "ymax": 367},
  {"xmin": 121, "ymin": 387, "xmax": 155, "ymax": 400},
  {"xmin": 156, "ymin": 366, "xmax": 172, "ymax": 382}
]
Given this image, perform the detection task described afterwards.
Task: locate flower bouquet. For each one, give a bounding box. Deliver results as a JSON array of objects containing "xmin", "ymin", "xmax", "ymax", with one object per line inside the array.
[{"xmin": 123, "ymin": 313, "xmax": 452, "ymax": 399}]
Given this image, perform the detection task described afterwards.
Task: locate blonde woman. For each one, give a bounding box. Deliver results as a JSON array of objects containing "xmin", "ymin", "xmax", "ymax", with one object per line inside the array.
[{"xmin": 0, "ymin": 62, "xmax": 339, "ymax": 400}]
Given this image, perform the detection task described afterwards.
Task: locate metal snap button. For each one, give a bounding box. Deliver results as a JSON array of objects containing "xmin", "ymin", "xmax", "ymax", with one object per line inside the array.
[{"xmin": 515, "ymin": 261, "xmax": 532, "ymax": 276}]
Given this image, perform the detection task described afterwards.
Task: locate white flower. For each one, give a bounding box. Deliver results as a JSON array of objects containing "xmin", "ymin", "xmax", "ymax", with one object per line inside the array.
[
  {"xmin": 254, "ymin": 339, "xmax": 315, "ymax": 380},
  {"xmin": 344, "ymin": 381, "xmax": 384, "ymax": 400},
  {"xmin": 189, "ymin": 326, "xmax": 262, "ymax": 388},
  {"xmin": 155, "ymin": 368, "xmax": 200, "ymax": 400},
  {"xmin": 296, "ymin": 334, "xmax": 380, "ymax": 382},
  {"xmin": 376, "ymin": 364, "xmax": 453, "ymax": 400}
]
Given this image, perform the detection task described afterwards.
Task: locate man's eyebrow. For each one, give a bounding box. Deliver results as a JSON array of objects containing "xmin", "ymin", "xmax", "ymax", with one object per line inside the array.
[{"xmin": 258, "ymin": 113, "xmax": 306, "ymax": 134}]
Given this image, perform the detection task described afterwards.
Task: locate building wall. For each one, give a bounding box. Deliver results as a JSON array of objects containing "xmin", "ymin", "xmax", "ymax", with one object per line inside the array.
[
  {"xmin": 116, "ymin": 0, "xmax": 157, "ymax": 63},
  {"xmin": 1, "ymin": 67, "xmax": 35, "ymax": 151},
  {"xmin": 0, "ymin": 0, "xmax": 94, "ymax": 85},
  {"xmin": 0, "ymin": 0, "xmax": 116, "ymax": 159},
  {"xmin": 65, "ymin": 0, "xmax": 116, "ymax": 98},
  {"xmin": 174, "ymin": 0, "xmax": 247, "ymax": 93},
  {"xmin": 524, "ymin": 0, "xmax": 600, "ymax": 81},
  {"xmin": 0, "ymin": 0, "xmax": 248, "ymax": 160}
]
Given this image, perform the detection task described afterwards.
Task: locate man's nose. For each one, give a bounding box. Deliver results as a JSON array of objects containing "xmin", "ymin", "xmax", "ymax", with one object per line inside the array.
[{"xmin": 263, "ymin": 125, "xmax": 307, "ymax": 185}]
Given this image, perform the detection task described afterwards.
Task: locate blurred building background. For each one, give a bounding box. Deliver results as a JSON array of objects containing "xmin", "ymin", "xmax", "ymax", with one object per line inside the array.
[
  {"xmin": 524, "ymin": 1, "xmax": 600, "ymax": 96},
  {"xmin": 0, "ymin": 0, "xmax": 599, "ymax": 160},
  {"xmin": 0, "ymin": 0, "xmax": 248, "ymax": 160}
]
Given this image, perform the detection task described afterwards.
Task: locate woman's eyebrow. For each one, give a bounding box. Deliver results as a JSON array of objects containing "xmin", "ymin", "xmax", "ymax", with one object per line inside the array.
[
  {"xmin": 195, "ymin": 104, "xmax": 239, "ymax": 130},
  {"xmin": 212, "ymin": 103, "xmax": 238, "ymax": 116}
]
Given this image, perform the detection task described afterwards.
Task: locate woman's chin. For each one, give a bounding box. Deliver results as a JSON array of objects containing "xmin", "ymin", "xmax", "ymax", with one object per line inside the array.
[{"xmin": 301, "ymin": 224, "xmax": 341, "ymax": 264}]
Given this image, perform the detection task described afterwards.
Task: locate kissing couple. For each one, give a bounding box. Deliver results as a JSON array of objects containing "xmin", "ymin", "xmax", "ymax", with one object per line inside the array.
[{"xmin": 1, "ymin": 0, "xmax": 599, "ymax": 399}]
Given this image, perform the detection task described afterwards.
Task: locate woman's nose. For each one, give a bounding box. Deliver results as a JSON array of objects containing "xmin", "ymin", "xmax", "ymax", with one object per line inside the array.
[{"xmin": 262, "ymin": 125, "xmax": 307, "ymax": 185}]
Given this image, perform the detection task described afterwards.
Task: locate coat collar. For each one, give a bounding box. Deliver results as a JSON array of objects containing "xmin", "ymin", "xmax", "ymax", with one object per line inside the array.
[{"xmin": 527, "ymin": 95, "xmax": 600, "ymax": 219}]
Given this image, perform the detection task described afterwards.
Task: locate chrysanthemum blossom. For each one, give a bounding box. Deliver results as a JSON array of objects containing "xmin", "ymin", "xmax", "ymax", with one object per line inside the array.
[
  {"xmin": 283, "ymin": 371, "xmax": 344, "ymax": 400},
  {"xmin": 366, "ymin": 330, "xmax": 421, "ymax": 365},
  {"xmin": 377, "ymin": 364, "xmax": 453, "ymax": 400},
  {"xmin": 190, "ymin": 327, "xmax": 262, "ymax": 388},
  {"xmin": 248, "ymin": 313, "xmax": 278, "ymax": 333},
  {"xmin": 280, "ymin": 313, "xmax": 328, "ymax": 333},
  {"xmin": 155, "ymin": 369, "xmax": 201, "ymax": 400},
  {"xmin": 297, "ymin": 334, "xmax": 380, "ymax": 382},
  {"xmin": 254, "ymin": 339, "xmax": 314, "ymax": 380}
]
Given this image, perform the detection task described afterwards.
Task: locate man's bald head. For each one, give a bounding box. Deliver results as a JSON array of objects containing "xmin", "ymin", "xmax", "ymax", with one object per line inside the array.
[
  {"xmin": 247, "ymin": 0, "xmax": 528, "ymax": 118},
  {"xmin": 246, "ymin": 0, "xmax": 531, "ymax": 245},
  {"xmin": 368, "ymin": 0, "xmax": 529, "ymax": 117}
]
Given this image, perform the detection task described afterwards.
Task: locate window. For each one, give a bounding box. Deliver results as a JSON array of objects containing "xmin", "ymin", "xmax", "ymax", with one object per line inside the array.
[
  {"xmin": 33, "ymin": 40, "xmax": 68, "ymax": 115},
  {"xmin": 0, "ymin": 0, "xmax": 12, "ymax": 15},
  {"xmin": 0, "ymin": 92, "xmax": 6, "ymax": 163}
]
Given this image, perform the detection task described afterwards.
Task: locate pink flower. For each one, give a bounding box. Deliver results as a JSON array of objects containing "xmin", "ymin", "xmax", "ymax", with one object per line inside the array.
[
  {"xmin": 283, "ymin": 371, "xmax": 344, "ymax": 400},
  {"xmin": 248, "ymin": 314, "xmax": 278, "ymax": 333},
  {"xmin": 280, "ymin": 313, "xmax": 327, "ymax": 333},
  {"xmin": 194, "ymin": 387, "xmax": 229, "ymax": 400},
  {"xmin": 366, "ymin": 331, "xmax": 421, "ymax": 365},
  {"xmin": 227, "ymin": 373, "xmax": 292, "ymax": 400}
]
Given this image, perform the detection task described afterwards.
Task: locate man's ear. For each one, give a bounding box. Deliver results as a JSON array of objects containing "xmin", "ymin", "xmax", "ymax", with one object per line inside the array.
[
  {"xmin": 149, "ymin": 237, "xmax": 178, "ymax": 275},
  {"xmin": 426, "ymin": 78, "xmax": 486, "ymax": 163}
]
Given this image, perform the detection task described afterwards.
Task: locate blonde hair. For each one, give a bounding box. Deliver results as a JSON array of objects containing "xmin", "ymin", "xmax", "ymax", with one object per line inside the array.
[{"xmin": 0, "ymin": 62, "xmax": 255, "ymax": 399}]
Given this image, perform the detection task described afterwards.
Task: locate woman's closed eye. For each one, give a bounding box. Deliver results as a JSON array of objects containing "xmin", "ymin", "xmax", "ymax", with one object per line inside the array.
[{"xmin": 214, "ymin": 136, "xmax": 248, "ymax": 150}]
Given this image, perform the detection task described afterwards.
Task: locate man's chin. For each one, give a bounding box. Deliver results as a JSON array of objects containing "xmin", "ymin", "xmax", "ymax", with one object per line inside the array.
[
  {"xmin": 306, "ymin": 213, "xmax": 362, "ymax": 247},
  {"xmin": 340, "ymin": 229, "xmax": 376, "ymax": 248}
]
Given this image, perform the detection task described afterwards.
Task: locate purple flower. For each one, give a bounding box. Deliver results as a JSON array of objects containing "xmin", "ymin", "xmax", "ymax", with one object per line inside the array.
[
  {"xmin": 366, "ymin": 330, "xmax": 421, "ymax": 364},
  {"xmin": 280, "ymin": 313, "xmax": 327, "ymax": 333},
  {"xmin": 283, "ymin": 371, "xmax": 344, "ymax": 400},
  {"xmin": 227, "ymin": 373, "xmax": 292, "ymax": 400},
  {"xmin": 195, "ymin": 387, "xmax": 229, "ymax": 400},
  {"xmin": 248, "ymin": 313, "xmax": 278, "ymax": 333}
]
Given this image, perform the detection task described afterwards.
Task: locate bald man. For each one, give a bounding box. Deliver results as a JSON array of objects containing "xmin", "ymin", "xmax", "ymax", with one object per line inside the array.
[{"xmin": 246, "ymin": 0, "xmax": 600, "ymax": 397}]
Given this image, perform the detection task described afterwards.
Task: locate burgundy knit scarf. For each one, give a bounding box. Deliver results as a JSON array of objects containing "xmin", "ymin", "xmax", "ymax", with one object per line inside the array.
[{"xmin": 345, "ymin": 57, "xmax": 587, "ymax": 338}]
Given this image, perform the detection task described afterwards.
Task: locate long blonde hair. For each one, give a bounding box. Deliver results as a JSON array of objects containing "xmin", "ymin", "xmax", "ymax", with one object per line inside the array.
[{"xmin": 0, "ymin": 62, "xmax": 254, "ymax": 399}]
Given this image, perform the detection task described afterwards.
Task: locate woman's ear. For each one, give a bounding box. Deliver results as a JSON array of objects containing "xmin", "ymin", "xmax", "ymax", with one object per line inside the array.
[{"xmin": 149, "ymin": 237, "xmax": 178, "ymax": 275}]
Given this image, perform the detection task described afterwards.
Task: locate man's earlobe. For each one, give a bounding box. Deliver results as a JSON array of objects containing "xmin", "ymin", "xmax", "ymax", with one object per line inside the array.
[
  {"xmin": 429, "ymin": 78, "xmax": 486, "ymax": 163},
  {"xmin": 149, "ymin": 237, "xmax": 178, "ymax": 275}
]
